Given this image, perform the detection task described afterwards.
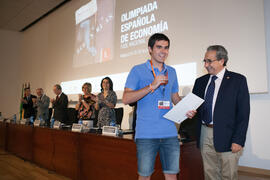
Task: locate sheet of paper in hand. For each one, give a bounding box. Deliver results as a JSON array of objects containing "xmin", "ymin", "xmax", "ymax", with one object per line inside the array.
[{"xmin": 163, "ymin": 93, "xmax": 204, "ymax": 124}]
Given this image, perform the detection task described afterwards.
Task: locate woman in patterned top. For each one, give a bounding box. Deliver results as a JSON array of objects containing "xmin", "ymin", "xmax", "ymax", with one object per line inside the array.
[
  {"xmin": 95, "ymin": 77, "xmax": 117, "ymax": 127},
  {"xmin": 75, "ymin": 82, "xmax": 96, "ymax": 120}
]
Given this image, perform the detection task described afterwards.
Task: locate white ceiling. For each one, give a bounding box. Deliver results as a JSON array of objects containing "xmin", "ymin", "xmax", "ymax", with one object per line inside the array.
[{"xmin": 0, "ymin": 0, "xmax": 69, "ymax": 32}]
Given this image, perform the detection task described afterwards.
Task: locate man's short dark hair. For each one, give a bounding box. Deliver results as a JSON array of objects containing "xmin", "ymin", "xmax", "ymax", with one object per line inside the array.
[
  {"xmin": 54, "ymin": 84, "xmax": 62, "ymax": 91},
  {"xmin": 148, "ymin": 33, "xmax": 170, "ymax": 49},
  {"xmin": 24, "ymin": 87, "xmax": 30, "ymax": 91},
  {"xmin": 207, "ymin": 45, "xmax": 229, "ymax": 66}
]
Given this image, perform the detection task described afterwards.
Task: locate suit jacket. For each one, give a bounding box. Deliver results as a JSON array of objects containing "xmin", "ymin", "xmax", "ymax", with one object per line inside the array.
[
  {"xmin": 192, "ymin": 69, "xmax": 250, "ymax": 152},
  {"xmin": 36, "ymin": 94, "xmax": 50, "ymax": 121},
  {"xmin": 23, "ymin": 94, "xmax": 37, "ymax": 118},
  {"xmin": 52, "ymin": 93, "xmax": 68, "ymax": 123}
]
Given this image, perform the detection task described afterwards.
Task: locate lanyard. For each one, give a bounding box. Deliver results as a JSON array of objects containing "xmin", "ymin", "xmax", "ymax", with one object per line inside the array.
[
  {"xmin": 150, "ymin": 60, "xmax": 168, "ymax": 83},
  {"xmin": 150, "ymin": 60, "xmax": 157, "ymax": 78}
]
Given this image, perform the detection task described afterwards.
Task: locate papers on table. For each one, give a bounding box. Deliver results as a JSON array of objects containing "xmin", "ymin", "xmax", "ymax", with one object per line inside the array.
[{"xmin": 164, "ymin": 93, "xmax": 204, "ymax": 124}]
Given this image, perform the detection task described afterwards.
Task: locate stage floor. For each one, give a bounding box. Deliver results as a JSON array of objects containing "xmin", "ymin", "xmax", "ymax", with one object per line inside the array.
[{"xmin": 0, "ymin": 148, "xmax": 70, "ymax": 180}]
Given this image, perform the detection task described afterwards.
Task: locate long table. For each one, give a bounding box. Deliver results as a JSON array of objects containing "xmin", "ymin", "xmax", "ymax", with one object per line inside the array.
[{"xmin": 0, "ymin": 122, "xmax": 204, "ymax": 180}]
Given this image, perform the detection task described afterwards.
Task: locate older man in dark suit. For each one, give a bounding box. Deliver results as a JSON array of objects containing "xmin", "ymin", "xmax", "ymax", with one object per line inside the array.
[
  {"xmin": 192, "ymin": 45, "xmax": 250, "ymax": 180},
  {"xmin": 51, "ymin": 84, "xmax": 68, "ymax": 124}
]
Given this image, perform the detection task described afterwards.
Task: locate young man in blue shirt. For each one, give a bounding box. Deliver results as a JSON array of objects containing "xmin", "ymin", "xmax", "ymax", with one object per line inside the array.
[{"xmin": 122, "ymin": 33, "xmax": 196, "ymax": 180}]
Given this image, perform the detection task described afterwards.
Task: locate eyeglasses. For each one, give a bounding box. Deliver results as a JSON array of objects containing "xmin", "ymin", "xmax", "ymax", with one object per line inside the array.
[{"xmin": 203, "ymin": 59, "xmax": 219, "ymax": 64}]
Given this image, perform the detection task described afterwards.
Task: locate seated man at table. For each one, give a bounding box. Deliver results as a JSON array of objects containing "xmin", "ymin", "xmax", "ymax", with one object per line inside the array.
[
  {"xmin": 21, "ymin": 87, "xmax": 37, "ymax": 119},
  {"xmin": 51, "ymin": 84, "xmax": 68, "ymax": 124}
]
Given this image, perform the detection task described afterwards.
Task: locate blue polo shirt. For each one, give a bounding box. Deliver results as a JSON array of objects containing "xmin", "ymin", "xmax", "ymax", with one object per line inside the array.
[{"xmin": 125, "ymin": 60, "xmax": 179, "ymax": 139}]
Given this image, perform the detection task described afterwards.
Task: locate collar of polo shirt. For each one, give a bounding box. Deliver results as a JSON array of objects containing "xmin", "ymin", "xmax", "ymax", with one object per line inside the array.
[{"xmin": 146, "ymin": 59, "xmax": 168, "ymax": 74}]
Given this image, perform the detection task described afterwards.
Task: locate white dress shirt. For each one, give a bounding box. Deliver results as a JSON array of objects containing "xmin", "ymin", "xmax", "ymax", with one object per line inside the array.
[
  {"xmin": 57, "ymin": 92, "xmax": 62, "ymax": 99},
  {"xmin": 204, "ymin": 68, "xmax": 226, "ymax": 124},
  {"xmin": 39, "ymin": 94, "xmax": 44, "ymax": 100}
]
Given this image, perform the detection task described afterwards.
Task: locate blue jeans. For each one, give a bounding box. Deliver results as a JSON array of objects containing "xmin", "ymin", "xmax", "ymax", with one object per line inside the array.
[{"xmin": 135, "ymin": 137, "xmax": 180, "ymax": 177}]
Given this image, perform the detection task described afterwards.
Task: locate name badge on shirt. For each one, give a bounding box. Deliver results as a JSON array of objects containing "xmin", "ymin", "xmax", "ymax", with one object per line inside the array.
[{"xmin": 158, "ymin": 100, "xmax": 170, "ymax": 109}]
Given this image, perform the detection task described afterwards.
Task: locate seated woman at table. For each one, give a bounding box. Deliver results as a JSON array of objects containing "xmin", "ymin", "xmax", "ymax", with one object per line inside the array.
[
  {"xmin": 95, "ymin": 77, "xmax": 117, "ymax": 127},
  {"xmin": 75, "ymin": 82, "xmax": 96, "ymax": 121}
]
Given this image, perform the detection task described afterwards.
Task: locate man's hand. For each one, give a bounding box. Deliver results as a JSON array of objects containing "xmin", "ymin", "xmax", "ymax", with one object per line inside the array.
[
  {"xmin": 231, "ymin": 143, "xmax": 242, "ymax": 153},
  {"xmin": 186, "ymin": 110, "xmax": 197, "ymax": 119},
  {"xmin": 151, "ymin": 75, "xmax": 168, "ymax": 90},
  {"xmin": 21, "ymin": 99, "xmax": 27, "ymax": 104}
]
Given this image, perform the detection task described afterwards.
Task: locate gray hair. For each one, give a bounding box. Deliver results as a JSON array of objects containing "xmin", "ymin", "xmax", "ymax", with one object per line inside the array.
[{"xmin": 207, "ymin": 45, "xmax": 228, "ymax": 66}]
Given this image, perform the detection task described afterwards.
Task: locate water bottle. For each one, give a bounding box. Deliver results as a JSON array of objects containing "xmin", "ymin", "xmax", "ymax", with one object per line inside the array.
[
  {"xmin": 110, "ymin": 119, "xmax": 116, "ymax": 126},
  {"xmin": 30, "ymin": 116, "xmax": 34, "ymax": 124},
  {"xmin": 39, "ymin": 116, "xmax": 44, "ymax": 126},
  {"xmin": 78, "ymin": 118, "xmax": 83, "ymax": 125},
  {"xmin": 13, "ymin": 114, "xmax": 17, "ymax": 124},
  {"xmin": 51, "ymin": 118, "xmax": 55, "ymax": 128}
]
